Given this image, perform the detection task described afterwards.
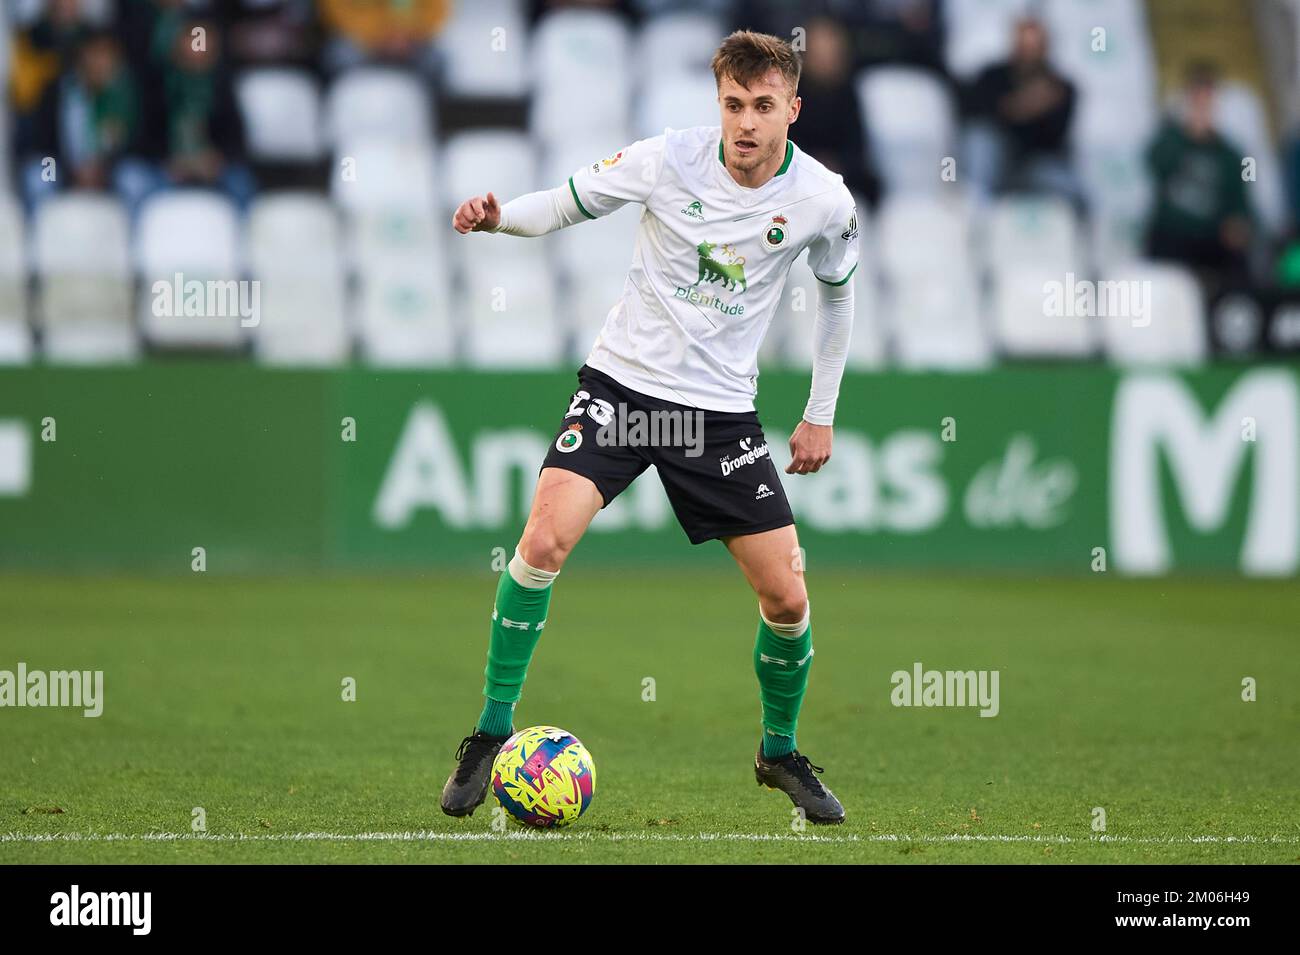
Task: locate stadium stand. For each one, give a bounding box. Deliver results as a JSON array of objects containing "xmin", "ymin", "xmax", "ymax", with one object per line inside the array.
[{"xmin": 5, "ymin": 0, "xmax": 1299, "ymax": 369}]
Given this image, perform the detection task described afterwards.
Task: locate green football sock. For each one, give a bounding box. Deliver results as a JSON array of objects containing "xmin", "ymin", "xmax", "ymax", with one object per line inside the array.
[
  {"xmin": 475, "ymin": 555, "xmax": 555, "ymax": 737},
  {"xmin": 753, "ymin": 616, "xmax": 813, "ymax": 760}
]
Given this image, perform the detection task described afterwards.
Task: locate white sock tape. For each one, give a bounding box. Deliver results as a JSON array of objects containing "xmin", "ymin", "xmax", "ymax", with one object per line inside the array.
[
  {"xmin": 508, "ymin": 547, "xmax": 560, "ymax": 589},
  {"xmin": 760, "ymin": 602, "xmax": 810, "ymax": 638}
]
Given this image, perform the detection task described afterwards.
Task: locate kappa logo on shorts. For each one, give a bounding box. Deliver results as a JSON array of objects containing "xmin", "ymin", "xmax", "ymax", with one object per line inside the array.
[
  {"xmin": 720, "ymin": 437, "xmax": 770, "ymax": 476},
  {"xmin": 755, "ymin": 483, "xmax": 775, "ymax": 500}
]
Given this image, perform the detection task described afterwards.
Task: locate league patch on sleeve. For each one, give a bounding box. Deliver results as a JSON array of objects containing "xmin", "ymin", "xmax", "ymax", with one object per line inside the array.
[
  {"xmin": 591, "ymin": 149, "xmax": 625, "ymax": 174},
  {"xmin": 841, "ymin": 210, "xmax": 859, "ymax": 242}
]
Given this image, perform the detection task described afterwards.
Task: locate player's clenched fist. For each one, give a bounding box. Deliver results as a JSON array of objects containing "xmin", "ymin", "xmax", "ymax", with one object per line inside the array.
[
  {"xmin": 452, "ymin": 192, "xmax": 501, "ymax": 234},
  {"xmin": 786, "ymin": 420, "xmax": 832, "ymax": 475}
]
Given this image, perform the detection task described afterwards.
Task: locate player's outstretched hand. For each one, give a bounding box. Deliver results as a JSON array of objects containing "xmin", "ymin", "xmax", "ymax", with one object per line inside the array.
[
  {"xmin": 452, "ymin": 192, "xmax": 501, "ymax": 234},
  {"xmin": 786, "ymin": 420, "xmax": 832, "ymax": 475}
]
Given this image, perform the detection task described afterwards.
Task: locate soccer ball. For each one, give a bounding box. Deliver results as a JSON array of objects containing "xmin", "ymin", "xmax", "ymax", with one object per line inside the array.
[{"xmin": 491, "ymin": 725, "xmax": 596, "ymax": 828}]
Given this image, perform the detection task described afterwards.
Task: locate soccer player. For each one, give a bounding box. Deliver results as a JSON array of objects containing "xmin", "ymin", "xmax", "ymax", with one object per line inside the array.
[{"xmin": 441, "ymin": 30, "xmax": 857, "ymax": 824}]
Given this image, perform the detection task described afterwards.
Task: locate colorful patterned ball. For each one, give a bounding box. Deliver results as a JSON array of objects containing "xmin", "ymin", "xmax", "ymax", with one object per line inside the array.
[{"xmin": 491, "ymin": 725, "xmax": 596, "ymax": 828}]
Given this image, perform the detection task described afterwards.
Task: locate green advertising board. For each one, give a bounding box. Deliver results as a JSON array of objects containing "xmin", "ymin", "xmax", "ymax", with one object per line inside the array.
[{"xmin": 0, "ymin": 362, "xmax": 1295, "ymax": 575}]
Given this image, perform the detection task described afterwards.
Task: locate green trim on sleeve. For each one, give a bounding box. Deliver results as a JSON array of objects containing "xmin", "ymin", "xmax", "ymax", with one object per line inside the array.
[
  {"xmin": 815, "ymin": 263, "xmax": 857, "ymax": 286},
  {"xmin": 568, "ymin": 176, "xmax": 596, "ymax": 220}
]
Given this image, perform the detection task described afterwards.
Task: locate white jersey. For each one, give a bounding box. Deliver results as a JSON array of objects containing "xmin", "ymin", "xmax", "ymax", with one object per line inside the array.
[{"xmin": 568, "ymin": 126, "xmax": 859, "ymax": 413}]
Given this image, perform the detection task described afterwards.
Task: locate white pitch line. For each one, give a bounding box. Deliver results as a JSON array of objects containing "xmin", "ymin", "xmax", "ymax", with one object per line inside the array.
[{"xmin": 1, "ymin": 831, "xmax": 1297, "ymax": 845}]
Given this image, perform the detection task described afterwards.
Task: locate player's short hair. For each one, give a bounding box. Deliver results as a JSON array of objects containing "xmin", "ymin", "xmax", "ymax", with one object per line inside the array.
[{"xmin": 711, "ymin": 30, "xmax": 802, "ymax": 99}]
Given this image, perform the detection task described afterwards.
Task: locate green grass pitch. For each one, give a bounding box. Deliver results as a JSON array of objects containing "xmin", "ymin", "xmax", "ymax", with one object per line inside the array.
[{"xmin": 1, "ymin": 570, "xmax": 1297, "ymax": 864}]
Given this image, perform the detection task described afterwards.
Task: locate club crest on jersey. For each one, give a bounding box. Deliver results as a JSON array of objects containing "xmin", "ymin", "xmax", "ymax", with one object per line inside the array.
[
  {"xmin": 762, "ymin": 215, "xmax": 789, "ymax": 251},
  {"xmin": 556, "ymin": 424, "xmax": 583, "ymax": 453}
]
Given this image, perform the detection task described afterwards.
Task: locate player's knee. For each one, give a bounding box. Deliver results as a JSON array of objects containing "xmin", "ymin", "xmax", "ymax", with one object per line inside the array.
[
  {"xmin": 761, "ymin": 586, "xmax": 808, "ymax": 626},
  {"xmin": 516, "ymin": 527, "xmax": 573, "ymax": 573}
]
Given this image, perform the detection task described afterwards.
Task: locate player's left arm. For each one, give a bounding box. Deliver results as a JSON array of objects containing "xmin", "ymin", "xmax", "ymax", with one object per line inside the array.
[{"xmin": 787, "ymin": 188, "xmax": 859, "ymax": 476}]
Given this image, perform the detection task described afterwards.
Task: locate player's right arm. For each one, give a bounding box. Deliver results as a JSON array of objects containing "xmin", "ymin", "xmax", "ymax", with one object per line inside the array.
[{"xmin": 450, "ymin": 134, "xmax": 666, "ymax": 237}]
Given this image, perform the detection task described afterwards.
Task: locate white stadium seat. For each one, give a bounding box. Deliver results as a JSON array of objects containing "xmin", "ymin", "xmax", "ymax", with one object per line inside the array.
[
  {"xmin": 985, "ymin": 195, "xmax": 1082, "ymax": 270},
  {"xmin": 567, "ymin": 270, "xmax": 629, "ymax": 363},
  {"xmin": 847, "ymin": 252, "xmax": 887, "ymax": 370},
  {"xmin": 886, "ymin": 266, "xmax": 994, "ymax": 370},
  {"xmin": 635, "ymin": 13, "xmax": 726, "ymax": 81},
  {"xmin": 440, "ymin": 130, "xmax": 537, "ymax": 215},
  {"xmin": 0, "ymin": 198, "xmax": 31, "ymax": 364},
  {"xmin": 531, "ymin": 76, "xmax": 631, "ymax": 147},
  {"xmin": 135, "ymin": 191, "xmax": 244, "ymax": 349},
  {"xmin": 992, "ymin": 266, "xmax": 1098, "ymax": 358},
  {"xmin": 1075, "ymin": 131, "xmax": 1153, "ymax": 270},
  {"xmin": 461, "ymin": 246, "xmax": 562, "ymax": 368},
  {"xmin": 984, "ymin": 197, "xmax": 1093, "ymax": 358},
  {"xmin": 943, "ymin": 0, "xmax": 1032, "ymax": 80},
  {"xmin": 1099, "ymin": 262, "xmax": 1206, "ymax": 366},
  {"xmin": 540, "ymin": 137, "xmax": 642, "ymax": 279},
  {"xmin": 856, "ymin": 67, "xmax": 956, "ymax": 195},
  {"xmin": 877, "ymin": 198, "xmax": 987, "ymax": 368},
  {"xmin": 325, "ymin": 67, "xmax": 434, "ymax": 147},
  {"xmin": 332, "ymin": 140, "xmax": 437, "ymax": 212},
  {"xmin": 539, "ymin": 136, "xmax": 632, "ymax": 191},
  {"xmin": 32, "ymin": 192, "xmax": 136, "ymax": 363},
  {"xmin": 236, "ymin": 68, "xmax": 325, "ymax": 163},
  {"xmin": 348, "ymin": 209, "xmax": 456, "ymax": 367},
  {"xmin": 772, "ymin": 203, "xmax": 885, "ymax": 371},
  {"xmin": 348, "ymin": 206, "xmax": 444, "ymax": 271},
  {"xmin": 531, "ymin": 9, "xmax": 631, "ymax": 86},
  {"xmin": 358, "ymin": 257, "xmax": 456, "ymax": 367},
  {"xmin": 1046, "ymin": 0, "xmax": 1155, "ymax": 98},
  {"xmin": 530, "ymin": 10, "xmax": 632, "ymax": 145},
  {"xmin": 247, "ymin": 193, "xmax": 350, "ymax": 365},
  {"xmin": 1049, "ymin": 0, "xmax": 1159, "ymax": 167},
  {"xmin": 634, "ymin": 73, "xmax": 720, "ymax": 142},
  {"xmin": 876, "ymin": 195, "xmax": 973, "ymax": 278},
  {"xmin": 770, "ymin": 250, "xmax": 886, "ymax": 371},
  {"xmin": 439, "ymin": 0, "xmax": 529, "ymax": 97}
]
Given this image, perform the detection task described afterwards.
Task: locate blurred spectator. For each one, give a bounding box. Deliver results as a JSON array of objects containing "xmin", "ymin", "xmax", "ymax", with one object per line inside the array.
[
  {"xmin": 1145, "ymin": 63, "xmax": 1252, "ymax": 292},
  {"xmin": 117, "ymin": 17, "xmax": 255, "ymax": 213},
  {"xmin": 854, "ymin": 0, "xmax": 944, "ymax": 73},
  {"xmin": 319, "ymin": 0, "xmax": 451, "ymax": 73},
  {"xmin": 19, "ymin": 29, "xmax": 141, "ymax": 210},
  {"xmin": 791, "ymin": 17, "xmax": 880, "ymax": 208},
  {"xmin": 961, "ymin": 17, "xmax": 1083, "ymax": 210},
  {"xmin": 225, "ymin": 0, "xmax": 321, "ymax": 67},
  {"xmin": 734, "ymin": 1, "xmax": 944, "ymax": 75},
  {"xmin": 9, "ymin": 0, "xmax": 90, "ymax": 158},
  {"xmin": 529, "ymin": 0, "xmax": 635, "ymax": 23},
  {"xmin": 630, "ymin": 0, "xmax": 729, "ymax": 16}
]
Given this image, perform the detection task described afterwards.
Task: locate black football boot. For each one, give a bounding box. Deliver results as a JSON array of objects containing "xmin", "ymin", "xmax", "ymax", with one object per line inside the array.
[
  {"xmin": 440, "ymin": 727, "xmax": 513, "ymax": 817},
  {"xmin": 754, "ymin": 746, "xmax": 846, "ymax": 825}
]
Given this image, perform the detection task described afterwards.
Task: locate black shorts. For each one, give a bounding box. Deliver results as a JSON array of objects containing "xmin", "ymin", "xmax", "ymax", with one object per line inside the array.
[{"xmin": 540, "ymin": 365, "xmax": 795, "ymax": 545}]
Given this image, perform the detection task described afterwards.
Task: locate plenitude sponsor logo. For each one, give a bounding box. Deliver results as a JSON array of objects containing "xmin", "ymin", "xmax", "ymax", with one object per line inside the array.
[
  {"xmin": 50, "ymin": 885, "xmax": 151, "ymax": 935},
  {"xmin": 673, "ymin": 284, "xmax": 745, "ymax": 315},
  {"xmin": 0, "ymin": 663, "xmax": 103, "ymax": 717}
]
